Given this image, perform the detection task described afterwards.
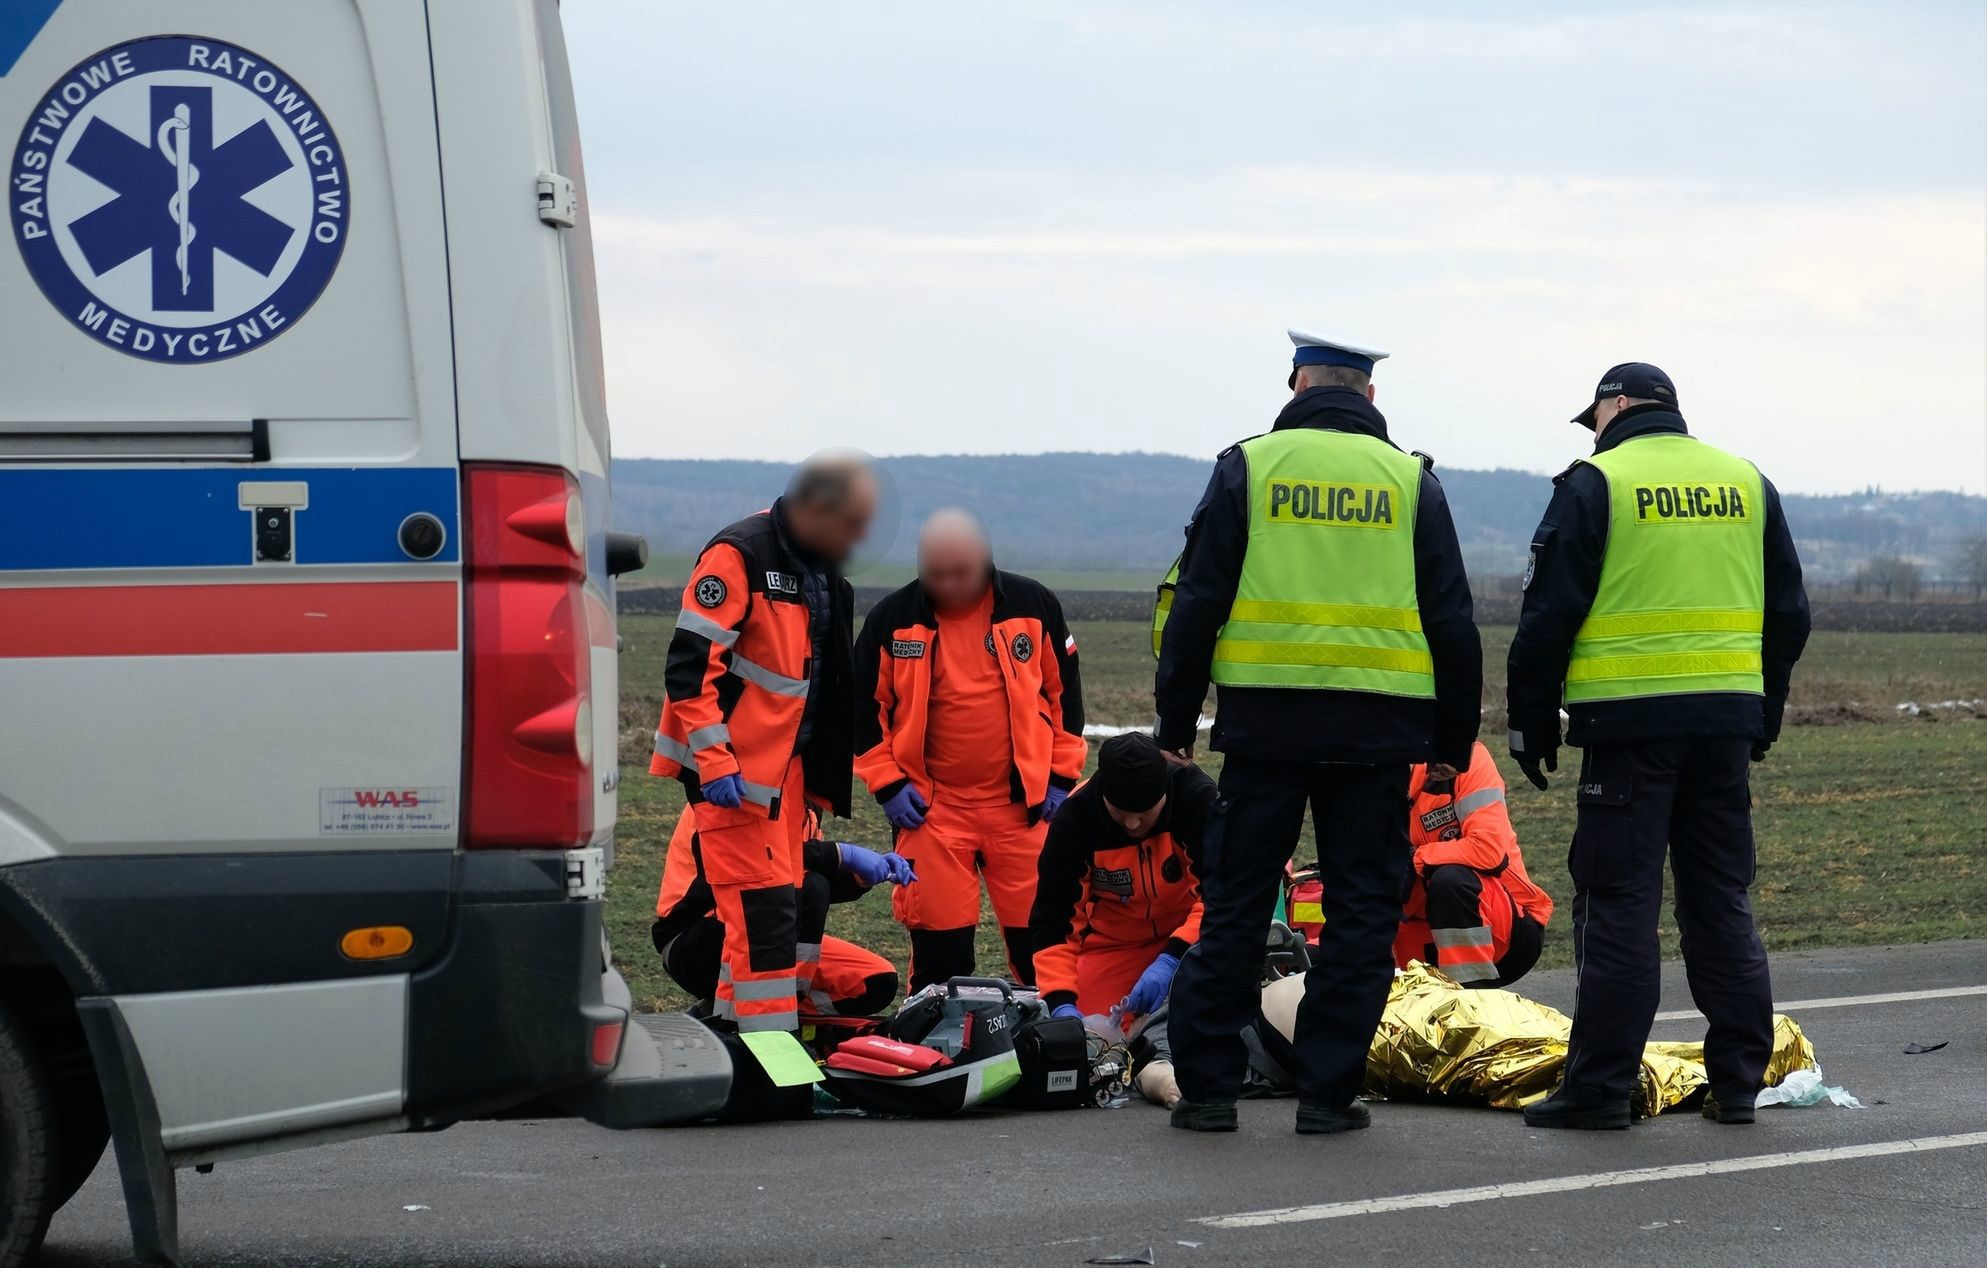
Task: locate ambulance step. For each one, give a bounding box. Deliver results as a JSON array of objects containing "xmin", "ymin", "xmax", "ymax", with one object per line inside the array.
[{"xmin": 556, "ymin": 1011, "xmax": 733, "ymax": 1129}]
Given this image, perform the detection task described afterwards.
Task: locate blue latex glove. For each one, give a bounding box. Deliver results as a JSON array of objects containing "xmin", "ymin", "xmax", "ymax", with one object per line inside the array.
[
  {"xmin": 701, "ymin": 773, "xmax": 744, "ymax": 808},
  {"xmin": 1050, "ymin": 1003, "xmax": 1084, "ymax": 1021},
  {"xmin": 881, "ymin": 784, "xmax": 928, "ymax": 830},
  {"xmin": 838, "ymin": 842, "xmax": 918, "ymax": 887},
  {"xmin": 1041, "ymin": 785, "xmax": 1069, "ymax": 821},
  {"xmin": 1120, "ymin": 952, "xmax": 1181, "ymax": 1017}
]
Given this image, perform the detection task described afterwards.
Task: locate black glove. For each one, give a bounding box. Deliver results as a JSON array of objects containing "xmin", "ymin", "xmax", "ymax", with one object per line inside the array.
[
  {"xmin": 1514, "ymin": 749, "xmax": 1557, "ymax": 791},
  {"xmin": 1750, "ymin": 739, "xmax": 1771, "ymax": 763},
  {"xmin": 1509, "ymin": 722, "xmax": 1560, "ymax": 791}
]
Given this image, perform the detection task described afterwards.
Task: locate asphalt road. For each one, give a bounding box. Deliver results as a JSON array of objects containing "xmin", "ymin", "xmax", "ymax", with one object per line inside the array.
[{"xmin": 45, "ymin": 941, "xmax": 1987, "ymax": 1267}]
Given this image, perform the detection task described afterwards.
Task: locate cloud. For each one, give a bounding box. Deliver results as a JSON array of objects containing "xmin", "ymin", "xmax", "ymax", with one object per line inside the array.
[{"xmin": 568, "ymin": 1, "xmax": 1987, "ymax": 492}]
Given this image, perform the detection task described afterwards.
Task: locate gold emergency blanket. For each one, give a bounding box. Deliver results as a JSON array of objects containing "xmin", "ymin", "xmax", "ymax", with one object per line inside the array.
[{"xmin": 1363, "ymin": 963, "xmax": 1816, "ymax": 1117}]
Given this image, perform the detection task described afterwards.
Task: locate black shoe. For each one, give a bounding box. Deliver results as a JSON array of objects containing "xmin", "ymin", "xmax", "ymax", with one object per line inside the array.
[
  {"xmin": 1170, "ymin": 1099, "xmax": 1239, "ymax": 1132},
  {"xmin": 1703, "ymin": 1094, "xmax": 1756, "ymax": 1125},
  {"xmin": 1296, "ymin": 1100, "xmax": 1371, "ymax": 1135},
  {"xmin": 1523, "ymin": 1088, "xmax": 1631, "ymax": 1131}
]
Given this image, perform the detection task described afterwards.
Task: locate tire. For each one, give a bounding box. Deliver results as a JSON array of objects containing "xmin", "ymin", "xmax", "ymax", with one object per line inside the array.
[
  {"xmin": 48, "ymin": 1059, "xmax": 111, "ymax": 1212},
  {"xmin": 0, "ymin": 998, "xmax": 59, "ymax": 1268}
]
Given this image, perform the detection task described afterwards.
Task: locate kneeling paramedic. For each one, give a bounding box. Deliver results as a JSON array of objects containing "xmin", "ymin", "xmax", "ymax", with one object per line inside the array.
[
  {"xmin": 856, "ymin": 508, "xmax": 1087, "ymax": 990},
  {"xmin": 1029, "ymin": 733, "xmax": 1216, "ymax": 1023},
  {"xmin": 650, "ymin": 454, "xmax": 877, "ymax": 1034},
  {"xmin": 653, "ymin": 810, "xmax": 909, "ymax": 1019},
  {"xmin": 1508, "ymin": 364, "xmax": 1810, "ymax": 1129},
  {"xmin": 1398, "ymin": 740, "xmax": 1553, "ymax": 988}
]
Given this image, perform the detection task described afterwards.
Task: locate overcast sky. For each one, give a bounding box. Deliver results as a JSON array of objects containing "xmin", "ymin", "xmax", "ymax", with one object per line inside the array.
[{"xmin": 563, "ymin": 1, "xmax": 1986, "ymax": 494}]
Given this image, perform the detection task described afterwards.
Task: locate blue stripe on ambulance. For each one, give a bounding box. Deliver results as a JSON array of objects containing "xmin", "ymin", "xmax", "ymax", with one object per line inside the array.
[{"xmin": 0, "ymin": 467, "xmax": 459, "ymax": 570}]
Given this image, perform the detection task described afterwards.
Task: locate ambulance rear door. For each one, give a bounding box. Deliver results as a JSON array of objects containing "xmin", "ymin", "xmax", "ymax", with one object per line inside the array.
[{"xmin": 0, "ymin": 0, "xmax": 460, "ymax": 1152}]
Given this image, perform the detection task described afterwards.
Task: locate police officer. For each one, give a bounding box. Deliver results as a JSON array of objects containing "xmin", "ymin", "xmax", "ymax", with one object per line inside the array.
[
  {"xmin": 1156, "ymin": 331, "xmax": 1482, "ymax": 1135},
  {"xmin": 1509, "ymin": 363, "xmax": 1810, "ymax": 1129}
]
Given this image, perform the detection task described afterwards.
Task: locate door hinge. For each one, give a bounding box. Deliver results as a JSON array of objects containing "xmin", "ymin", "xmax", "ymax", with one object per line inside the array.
[
  {"xmin": 536, "ymin": 170, "xmax": 578, "ymax": 228},
  {"xmin": 565, "ymin": 845, "xmax": 606, "ymax": 900}
]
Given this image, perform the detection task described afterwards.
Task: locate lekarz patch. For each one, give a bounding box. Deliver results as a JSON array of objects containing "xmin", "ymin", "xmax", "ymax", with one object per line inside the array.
[
  {"xmin": 764, "ymin": 570, "xmax": 800, "ymax": 595},
  {"xmin": 890, "ymin": 638, "xmax": 927, "ymax": 659}
]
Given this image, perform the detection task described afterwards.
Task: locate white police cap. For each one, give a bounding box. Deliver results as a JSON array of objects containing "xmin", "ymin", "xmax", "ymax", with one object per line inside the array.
[{"xmin": 1288, "ymin": 329, "xmax": 1390, "ymax": 376}]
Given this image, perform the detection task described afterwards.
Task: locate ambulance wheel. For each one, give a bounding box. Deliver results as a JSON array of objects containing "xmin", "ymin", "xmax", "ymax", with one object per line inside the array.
[
  {"xmin": 49, "ymin": 1053, "xmax": 111, "ymax": 1212},
  {"xmin": 0, "ymin": 998, "xmax": 60, "ymax": 1268}
]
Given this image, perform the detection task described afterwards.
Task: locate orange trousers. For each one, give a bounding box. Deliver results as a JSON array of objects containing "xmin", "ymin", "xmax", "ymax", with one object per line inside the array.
[
  {"xmin": 891, "ymin": 799, "xmax": 1043, "ymax": 929},
  {"xmin": 1066, "ymin": 937, "xmax": 1173, "ymax": 1017},
  {"xmin": 691, "ymin": 758, "xmax": 810, "ymax": 1032},
  {"xmin": 891, "ymin": 798, "xmax": 1044, "ymax": 983}
]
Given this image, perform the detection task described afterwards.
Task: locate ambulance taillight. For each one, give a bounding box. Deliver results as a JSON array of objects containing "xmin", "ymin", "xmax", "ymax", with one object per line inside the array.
[{"xmin": 461, "ymin": 463, "xmax": 595, "ymax": 849}]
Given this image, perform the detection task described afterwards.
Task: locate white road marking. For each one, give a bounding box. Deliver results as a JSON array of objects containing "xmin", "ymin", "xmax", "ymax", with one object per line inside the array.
[
  {"xmin": 1198, "ymin": 1131, "xmax": 1987, "ymax": 1229},
  {"xmin": 1652, "ymin": 983, "xmax": 1987, "ymax": 1022}
]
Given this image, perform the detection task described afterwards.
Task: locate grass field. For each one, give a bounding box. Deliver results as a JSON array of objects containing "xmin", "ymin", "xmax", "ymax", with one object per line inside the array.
[{"xmin": 609, "ymin": 615, "xmax": 1986, "ymax": 1012}]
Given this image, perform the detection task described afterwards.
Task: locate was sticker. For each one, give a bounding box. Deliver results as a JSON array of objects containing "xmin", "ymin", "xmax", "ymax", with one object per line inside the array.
[{"xmin": 320, "ymin": 787, "xmax": 454, "ymax": 836}]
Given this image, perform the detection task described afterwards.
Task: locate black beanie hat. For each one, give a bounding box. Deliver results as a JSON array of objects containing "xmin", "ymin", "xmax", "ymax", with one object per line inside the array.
[{"xmin": 1097, "ymin": 733, "xmax": 1169, "ymax": 812}]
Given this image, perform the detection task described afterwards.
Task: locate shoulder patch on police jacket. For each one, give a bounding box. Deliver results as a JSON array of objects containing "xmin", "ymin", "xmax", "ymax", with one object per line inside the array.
[
  {"xmin": 1412, "ymin": 449, "xmax": 1436, "ymax": 472},
  {"xmin": 890, "ymin": 639, "xmax": 927, "ymax": 659}
]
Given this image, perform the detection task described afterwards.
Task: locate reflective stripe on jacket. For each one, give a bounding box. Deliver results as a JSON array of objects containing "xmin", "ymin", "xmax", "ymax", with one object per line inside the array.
[
  {"xmin": 649, "ymin": 503, "xmax": 855, "ymax": 817},
  {"xmin": 853, "ymin": 569, "xmax": 1085, "ymax": 816},
  {"xmin": 1404, "ymin": 741, "xmax": 1553, "ymax": 927}
]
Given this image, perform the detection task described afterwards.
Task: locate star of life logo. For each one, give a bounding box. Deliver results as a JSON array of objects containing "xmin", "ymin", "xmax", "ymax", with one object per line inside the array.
[{"xmin": 10, "ymin": 36, "xmax": 347, "ymax": 363}]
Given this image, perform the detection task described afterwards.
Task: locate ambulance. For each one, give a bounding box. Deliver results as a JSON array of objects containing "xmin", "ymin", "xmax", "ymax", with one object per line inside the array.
[{"xmin": 0, "ymin": 4, "xmax": 728, "ymax": 1264}]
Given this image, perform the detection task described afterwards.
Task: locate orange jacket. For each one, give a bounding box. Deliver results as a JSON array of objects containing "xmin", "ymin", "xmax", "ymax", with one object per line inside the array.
[
  {"xmin": 1027, "ymin": 765, "xmax": 1216, "ymax": 1009},
  {"xmin": 1404, "ymin": 742, "xmax": 1554, "ymax": 926},
  {"xmin": 649, "ymin": 505, "xmax": 855, "ymax": 817},
  {"xmin": 853, "ymin": 569, "xmax": 1085, "ymax": 817}
]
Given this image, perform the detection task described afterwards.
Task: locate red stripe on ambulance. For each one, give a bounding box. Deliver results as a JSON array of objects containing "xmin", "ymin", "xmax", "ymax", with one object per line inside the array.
[{"xmin": 0, "ymin": 581, "xmax": 458, "ymax": 657}]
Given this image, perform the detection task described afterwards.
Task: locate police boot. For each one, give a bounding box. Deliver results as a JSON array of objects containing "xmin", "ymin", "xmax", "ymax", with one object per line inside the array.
[
  {"xmin": 1522, "ymin": 1085, "xmax": 1631, "ymax": 1131},
  {"xmin": 1702, "ymin": 1093, "xmax": 1756, "ymax": 1125},
  {"xmin": 1169, "ymin": 1099, "xmax": 1238, "ymax": 1132},
  {"xmin": 1295, "ymin": 1100, "xmax": 1371, "ymax": 1135}
]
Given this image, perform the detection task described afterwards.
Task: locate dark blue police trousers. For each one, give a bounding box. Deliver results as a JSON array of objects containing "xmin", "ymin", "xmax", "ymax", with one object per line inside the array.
[
  {"xmin": 1169, "ymin": 754, "xmax": 1411, "ymax": 1107},
  {"xmin": 1564, "ymin": 737, "xmax": 1774, "ymax": 1103}
]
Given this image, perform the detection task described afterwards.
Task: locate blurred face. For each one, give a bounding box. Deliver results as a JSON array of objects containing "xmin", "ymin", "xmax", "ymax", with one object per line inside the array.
[
  {"xmin": 787, "ymin": 471, "xmax": 877, "ymax": 564},
  {"xmin": 918, "ymin": 518, "xmax": 992, "ymax": 613},
  {"xmin": 1591, "ymin": 394, "xmax": 1631, "ymax": 436},
  {"xmin": 1103, "ymin": 793, "xmax": 1167, "ymax": 839}
]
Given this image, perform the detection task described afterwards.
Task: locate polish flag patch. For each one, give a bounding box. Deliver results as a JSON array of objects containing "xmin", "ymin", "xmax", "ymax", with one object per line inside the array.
[{"xmin": 1065, "ymin": 634, "xmax": 1078, "ymax": 654}]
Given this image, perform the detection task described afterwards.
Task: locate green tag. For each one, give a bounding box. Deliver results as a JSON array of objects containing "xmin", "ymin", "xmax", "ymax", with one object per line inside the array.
[{"xmin": 740, "ymin": 1030, "xmax": 823, "ymax": 1087}]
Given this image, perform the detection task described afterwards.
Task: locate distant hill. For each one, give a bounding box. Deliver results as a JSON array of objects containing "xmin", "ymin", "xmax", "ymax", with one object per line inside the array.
[{"xmin": 612, "ymin": 453, "xmax": 1987, "ymax": 587}]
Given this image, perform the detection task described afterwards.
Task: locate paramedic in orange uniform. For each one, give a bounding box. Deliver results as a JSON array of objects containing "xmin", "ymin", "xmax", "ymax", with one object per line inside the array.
[
  {"xmin": 1398, "ymin": 741, "xmax": 1554, "ymax": 987},
  {"xmin": 652, "ymin": 810, "xmax": 909, "ymax": 1019},
  {"xmin": 1030, "ymin": 734, "xmax": 1217, "ymax": 1020},
  {"xmin": 855, "ymin": 508, "xmax": 1087, "ymax": 989},
  {"xmin": 650, "ymin": 454, "xmax": 877, "ymax": 1034}
]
